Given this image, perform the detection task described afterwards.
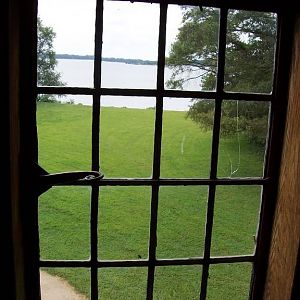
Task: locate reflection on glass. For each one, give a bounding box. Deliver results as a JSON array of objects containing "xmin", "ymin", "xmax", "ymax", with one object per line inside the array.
[
  {"xmin": 211, "ymin": 186, "xmax": 262, "ymax": 256},
  {"xmin": 161, "ymin": 98, "xmax": 213, "ymax": 178},
  {"xmin": 101, "ymin": 0, "xmax": 159, "ymax": 89},
  {"xmin": 100, "ymin": 97, "xmax": 155, "ymax": 178},
  {"xmin": 37, "ymin": 98, "xmax": 92, "ymax": 173},
  {"xmin": 39, "ymin": 187, "xmax": 91, "ymax": 260},
  {"xmin": 40, "ymin": 268, "xmax": 90, "ymax": 299},
  {"xmin": 98, "ymin": 187, "xmax": 150, "ymax": 260},
  {"xmin": 225, "ymin": 10, "xmax": 277, "ymax": 93},
  {"xmin": 99, "ymin": 268, "xmax": 147, "ymax": 299},
  {"xmin": 165, "ymin": 6, "xmax": 219, "ymax": 91},
  {"xmin": 37, "ymin": 0, "xmax": 96, "ymax": 87},
  {"xmin": 157, "ymin": 186, "xmax": 207, "ymax": 258},
  {"xmin": 218, "ymin": 100, "xmax": 270, "ymax": 178},
  {"xmin": 153, "ymin": 266, "xmax": 202, "ymax": 299},
  {"xmin": 207, "ymin": 263, "xmax": 252, "ymax": 299}
]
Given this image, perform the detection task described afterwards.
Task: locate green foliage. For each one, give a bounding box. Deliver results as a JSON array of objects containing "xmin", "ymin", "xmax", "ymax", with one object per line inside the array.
[
  {"xmin": 167, "ymin": 8, "xmax": 276, "ymax": 147},
  {"xmin": 187, "ymin": 100, "xmax": 269, "ymax": 147},
  {"xmin": 37, "ymin": 17, "xmax": 64, "ymax": 102}
]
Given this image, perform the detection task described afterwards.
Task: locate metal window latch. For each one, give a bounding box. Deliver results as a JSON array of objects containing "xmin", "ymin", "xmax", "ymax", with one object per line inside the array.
[{"xmin": 34, "ymin": 163, "xmax": 104, "ymax": 196}]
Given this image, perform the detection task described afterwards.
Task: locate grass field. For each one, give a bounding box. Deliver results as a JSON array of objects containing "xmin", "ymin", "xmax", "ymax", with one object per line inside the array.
[{"xmin": 37, "ymin": 102, "xmax": 265, "ymax": 299}]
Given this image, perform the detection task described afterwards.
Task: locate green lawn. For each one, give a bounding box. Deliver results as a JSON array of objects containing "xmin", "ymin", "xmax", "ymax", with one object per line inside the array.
[{"xmin": 37, "ymin": 102, "xmax": 265, "ymax": 299}]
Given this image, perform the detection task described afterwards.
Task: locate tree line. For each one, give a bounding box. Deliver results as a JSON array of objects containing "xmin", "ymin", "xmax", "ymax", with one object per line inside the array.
[{"xmin": 56, "ymin": 54, "xmax": 157, "ymax": 65}]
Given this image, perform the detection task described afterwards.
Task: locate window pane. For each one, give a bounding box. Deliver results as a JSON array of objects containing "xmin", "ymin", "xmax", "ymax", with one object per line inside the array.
[
  {"xmin": 39, "ymin": 187, "xmax": 91, "ymax": 260},
  {"xmin": 37, "ymin": 0, "xmax": 96, "ymax": 87},
  {"xmin": 165, "ymin": 6, "xmax": 219, "ymax": 91},
  {"xmin": 40, "ymin": 268, "xmax": 90, "ymax": 299},
  {"xmin": 161, "ymin": 98, "xmax": 213, "ymax": 178},
  {"xmin": 218, "ymin": 101, "xmax": 270, "ymax": 177},
  {"xmin": 211, "ymin": 186, "xmax": 262, "ymax": 256},
  {"xmin": 98, "ymin": 187, "xmax": 151, "ymax": 260},
  {"xmin": 153, "ymin": 266, "xmax": 202, "ymax": 299},
  {"xmin": 225, "ymin": 10, "xmax": 277, "ymax": 93},
  {"xmin": 101, "ymin": 0, "xmax": 159, "ymax": 89},
  {"xmin": 99, "ymin": 268, "xmax": 147, "ymax": 299},
  {"xmin": 207, "ymin": 263, "xmax": 252, "ymax": 300},
  {"xmin": 57, "ymin": 59, "xmax": 94, "ymax": 88},
  {"xmin": 102, "ymin": 62, "xmax": 157, "ymax": 90},
  {"xmin": 218, "ymin": 100, "xmax": 270, "ymax": 178},
  {"xmin": 37, "ymin": 99, "xmax": 92, "ymax": 173},
  {"xmin": 100, "ymin": 97, "xmax": 155, "ymax": 178},
  {"xmin": 157, "ymin": 186, "xmax": 207, "ymax": 258}
]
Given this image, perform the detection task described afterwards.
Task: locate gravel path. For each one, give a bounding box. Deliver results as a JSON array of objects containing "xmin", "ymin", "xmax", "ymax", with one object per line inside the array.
[{"xmin": 40, "ymin": 271, "xmax": 87, "ymax": 300}]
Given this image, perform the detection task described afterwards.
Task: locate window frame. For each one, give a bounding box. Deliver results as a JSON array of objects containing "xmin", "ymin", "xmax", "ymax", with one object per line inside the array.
[{"xmin": 33, "ymin": 1, "xmax": 293, "ymax": 299}]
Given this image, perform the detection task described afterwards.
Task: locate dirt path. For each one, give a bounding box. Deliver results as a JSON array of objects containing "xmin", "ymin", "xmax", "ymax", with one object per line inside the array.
[{"xmin": 40, "ymin": 271, "xmax": 87, "ymax": 300}]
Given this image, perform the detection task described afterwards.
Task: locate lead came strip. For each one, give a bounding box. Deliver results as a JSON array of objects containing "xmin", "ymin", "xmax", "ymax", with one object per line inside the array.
[
  {"xmin": 91, "ymin": 0, "xmax": 104, "ymax": 299},
  {"xmin": 146, "ymin": 2, "xmax": 168, "ymax": 299},
  {"xmin": 200, "ymin": 8, "xmax": 228, "ymax": 300}
]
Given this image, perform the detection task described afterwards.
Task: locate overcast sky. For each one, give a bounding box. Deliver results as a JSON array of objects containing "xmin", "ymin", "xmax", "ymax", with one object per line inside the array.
[{"xmin": 38, "ymin": 0, "xmax": 183, "ymax": 60}]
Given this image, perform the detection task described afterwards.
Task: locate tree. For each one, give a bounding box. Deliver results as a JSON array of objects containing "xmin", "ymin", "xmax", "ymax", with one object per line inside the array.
[
  {"xmin": 37, "ymin": 17, "xmax": 64, "ymax": 101},
  {"xmin": 167, "ymin": 8, "xmax": 276, "ymax": 147}
]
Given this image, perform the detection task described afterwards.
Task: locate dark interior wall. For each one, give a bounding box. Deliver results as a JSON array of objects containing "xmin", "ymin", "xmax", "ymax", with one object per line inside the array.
[
  {"xmin": 1, "ymin": 0, "xmax": 16, "ymax": 296},
  {"xmin": 5, "ymin": 0, "xmax": 40, "ymax": 298}
]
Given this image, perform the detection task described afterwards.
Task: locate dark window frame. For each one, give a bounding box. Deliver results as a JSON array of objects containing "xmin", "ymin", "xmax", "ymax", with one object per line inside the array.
[{"xmin": 36, "ymin": 1, "xmax": 292, "ymax": 299}]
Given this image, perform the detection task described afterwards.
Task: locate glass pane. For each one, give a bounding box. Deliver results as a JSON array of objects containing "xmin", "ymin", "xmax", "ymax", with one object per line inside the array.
[
  {"xmin": 218, "ymin": 100, "xmax": 270, "ymax": 178},
  {"xmin": 153, "ymin": 266, "xmax": 202, "ymax": 299},
  {"xmin": 161, "ymin": 98, "xmax": 213, "ymax": 178},
  {"xmin": 101, "ymin": 0, "xmax": 159, "ymax": 89},
  {"xmin": 37, "ymin": 0, "xmax": 96, "ymax": 87},
  {"xmin": 225, "ymin": 10, "xmax": 277, "ymax": 93},
  {"xmin": 100, "ymin": 97, "xmax": 155, "ymax": 178},
  {"xmin": 211, "ymin": 186, "xmax": 262, "ymax": 256},
  {"xmin": 165, "ymin": 6, "xmax": 219, "ymax": 91},
  {"xmin": 37, "ymin": 99, "xmax": 92, "ymax": 173},
  {"xmin": 207, "ymin": 263, "xmax": 252, "ymax": 300},
  {"xmin": 157, "ymin": 186, "xmax": 207, "ymax": 258},
  {"xmin": 39, "ymin": 187, "xmax": 90, "ymax": 260},
  {"xmin": 98, "ymin": 187, "xmax": 151, "ymax": 260},
  {"xmin": 99, "ymin": 268, "xmax": 147, "ymax": 299},
  {"xmin": 57, "ymin": 59, "xmax": 94, "ymax": 88},
  {"xmin": 40, "ymin": 268, "xmax": 90, "ymax": 299}
]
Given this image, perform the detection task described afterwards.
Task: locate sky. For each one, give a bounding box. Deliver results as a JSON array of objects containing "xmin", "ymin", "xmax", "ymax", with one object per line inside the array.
[{"xmin": 37, "ymin": 0, "xmax": 183, "ymax": 60}]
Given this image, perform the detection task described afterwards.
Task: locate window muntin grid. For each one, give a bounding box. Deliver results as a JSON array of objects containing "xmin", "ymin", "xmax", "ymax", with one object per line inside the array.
[{"xmin": 37, "ymin": 1, "xmax": 281, "ymax": 299}]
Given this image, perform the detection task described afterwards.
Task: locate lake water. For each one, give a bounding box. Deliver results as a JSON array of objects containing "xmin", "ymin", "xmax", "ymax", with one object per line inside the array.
[{"xmin": 56, "ymin": 59, "xmax": 201, "ymax": 111}]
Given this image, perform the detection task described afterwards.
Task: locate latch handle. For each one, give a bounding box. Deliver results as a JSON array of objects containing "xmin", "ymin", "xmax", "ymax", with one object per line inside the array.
[
  {"xmin": 34, "ymin": 163, "xmax": 104, "ymax": 196},
  {"xmin": 39, "ymin": 171, "xmax": 104, "ymax": 186}
]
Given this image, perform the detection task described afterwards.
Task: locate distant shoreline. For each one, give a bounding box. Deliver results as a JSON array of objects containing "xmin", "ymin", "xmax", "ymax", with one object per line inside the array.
[{"xmin": 56, "ymin": 54, "xmax": 157, "ymax": 66}]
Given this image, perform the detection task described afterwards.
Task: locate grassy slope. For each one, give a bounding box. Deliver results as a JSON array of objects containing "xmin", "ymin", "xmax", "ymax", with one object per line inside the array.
[{"xmin": 37, "ymin": 102, "xmax": 265, "ymax": 299}]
